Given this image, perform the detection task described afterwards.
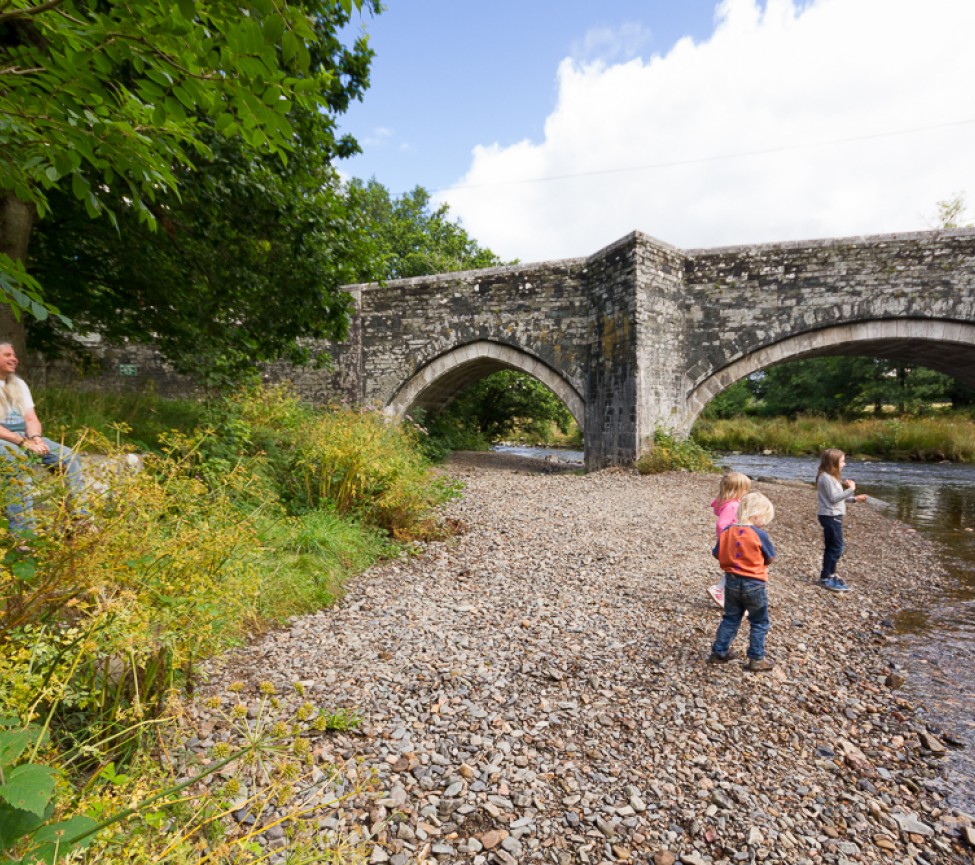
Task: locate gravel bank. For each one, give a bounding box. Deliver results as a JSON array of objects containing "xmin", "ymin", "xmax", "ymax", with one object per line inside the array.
[{"xmin": 188, "ymin": 454, "xmax": 975, "ymax": 864}]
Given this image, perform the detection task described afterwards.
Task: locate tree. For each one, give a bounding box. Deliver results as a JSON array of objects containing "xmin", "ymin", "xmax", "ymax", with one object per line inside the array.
[
  {"xmin": 349, "ymin": 180, "xmax": 506, "ymax": 280},
  {"xmin": 935, "ymin": 192, "xmax": 973, "ymax": 229},
  {"xmin": 710, "ymin": 357, "xmax": 960, "ymax": 418},
  {"xmin": 435, "ymin": 370, "xmax": 573, "ymax": 443},
  {"xmin": 28, "ymin": 133, "xmax": 367, "ymax": 387},
  {"xmin": 0, "ymin": 0, "xmax": 373, "ymax": 359},
  {"xmin": 25, "ymin": 0, "xmax": 377, "ymax": 385}
]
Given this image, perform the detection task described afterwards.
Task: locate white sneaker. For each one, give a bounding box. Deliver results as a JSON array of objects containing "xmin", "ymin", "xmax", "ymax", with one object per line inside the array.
[{"xmin": 707, "ymin": 584, "xmax": 725, "ymax": 608}]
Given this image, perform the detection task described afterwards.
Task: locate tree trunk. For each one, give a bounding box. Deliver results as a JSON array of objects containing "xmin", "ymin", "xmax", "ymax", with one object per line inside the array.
[{"xmin": 0, "ymin": 190, "xmax": 35, "ymax": 364}]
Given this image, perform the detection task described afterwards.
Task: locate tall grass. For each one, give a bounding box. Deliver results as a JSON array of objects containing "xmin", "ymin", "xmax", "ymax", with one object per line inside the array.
[
  {"xmin": 693, "ymin": 413, "xmax": 975, "ymax": 461},
  {"xmin": 37, "ymin": 386, "xmax": 209, "ymax": 451}
]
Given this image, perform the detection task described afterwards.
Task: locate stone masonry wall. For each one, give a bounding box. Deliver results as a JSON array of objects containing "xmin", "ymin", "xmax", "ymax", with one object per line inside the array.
[
  {"xmin": 352, "ymin": 259, "xmax": 593, "ymax": 411},
  {"xmin": 681, "ymin": 230, "xmax": 975, "ymax": 394},
  {"xmin": 581, "ymin": 234, "xmax": 642, "ymax": 468},
  {"xmin": 632, "ymin": 235, "xmax": 690, "ymax": 452}
]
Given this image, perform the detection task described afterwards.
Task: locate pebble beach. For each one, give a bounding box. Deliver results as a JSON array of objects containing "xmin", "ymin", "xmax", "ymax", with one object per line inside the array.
[{"xmin": 188, "ymin": 452, "xmax": 975, "ymax": 864}]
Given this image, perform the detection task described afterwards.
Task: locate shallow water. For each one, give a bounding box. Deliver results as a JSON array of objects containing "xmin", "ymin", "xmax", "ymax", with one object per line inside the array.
[
  {"xmin": 494, "ymin": 444, "xmax": 584, "ymax": 463},
  {"xmin": 719, "ymin": 453, "xmax": 975, "ymax": 814}
]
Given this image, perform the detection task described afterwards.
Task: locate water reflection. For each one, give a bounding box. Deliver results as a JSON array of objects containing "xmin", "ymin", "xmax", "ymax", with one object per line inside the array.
[
  {"xmin": 493, "ymin": 444, "xmax": 584, "ymax": 463},
  {"xmin": 720, "ymin": 453, "xmax": 975, "ymax": 812}
]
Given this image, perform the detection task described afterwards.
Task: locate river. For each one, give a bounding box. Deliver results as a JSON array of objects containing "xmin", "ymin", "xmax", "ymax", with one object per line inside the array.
[{"xmin": 495, "ymin": 445, "xmax": 975, "ymax": 812}]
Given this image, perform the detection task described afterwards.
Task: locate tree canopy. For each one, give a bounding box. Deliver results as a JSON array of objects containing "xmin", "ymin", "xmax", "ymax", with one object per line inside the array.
[
  {"xmin": 1, "ymin": 0, "xmax": 374, "ymax": 357},
  {"xmin": 349, "ymin": 180, "xmax": 507, "ymax": 281},
  {"xmin": 704, "ymin": 357, "xmax": 974, "ymax": 420}
]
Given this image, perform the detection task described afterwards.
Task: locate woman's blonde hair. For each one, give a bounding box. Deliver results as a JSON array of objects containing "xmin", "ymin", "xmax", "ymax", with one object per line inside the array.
[
  {"xmin": 0, "ymin": 342, "xmax": 28, "ymax": 418},
  {"xmin": 817, "ymin": 448, "xmax": 845, "ymax": 481},
  {"xmin": 717, "ymin": 471, "xmax": 751, "ymax": 504},
  {"xmin": 736, "ymin": 491, "xmax": 775, "ymax": 527}
]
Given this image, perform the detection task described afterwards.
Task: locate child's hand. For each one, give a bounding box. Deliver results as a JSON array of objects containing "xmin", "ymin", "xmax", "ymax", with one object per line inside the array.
[
  {"xmin": 855, "ymin": 494, "xmax": 867, "ymax": 503},
  {"xmin": 844, "ymin": 479, "xmax": 856, "ymax": 490}
]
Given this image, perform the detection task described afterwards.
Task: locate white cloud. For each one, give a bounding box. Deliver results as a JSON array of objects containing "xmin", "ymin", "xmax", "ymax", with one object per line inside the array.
[
  {"xmin": 361, "ymin": 126, "xmax": 395, "ymax": 148},
  {"xmin": 571, "ymin": 21, "xmax": 654, "ymax": 64},
  {"xmin": 439, "ymin": 0, "xmax": 975, "ymax": 263}
]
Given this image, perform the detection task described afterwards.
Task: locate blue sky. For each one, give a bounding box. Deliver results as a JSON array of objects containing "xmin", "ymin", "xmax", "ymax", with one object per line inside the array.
[
  {"xmin": 340, "ymin": 1, "xmax": 722, "ymax": 196},
  {"xmin": 338, "ymin": 0, "xmax": 975, "ymax": 263}
]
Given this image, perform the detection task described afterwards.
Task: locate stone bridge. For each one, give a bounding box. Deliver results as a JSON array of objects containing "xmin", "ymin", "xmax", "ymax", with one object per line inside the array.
[{"xmin": 286, "ymin": 228, "xmax": 975, "ymax": 469}]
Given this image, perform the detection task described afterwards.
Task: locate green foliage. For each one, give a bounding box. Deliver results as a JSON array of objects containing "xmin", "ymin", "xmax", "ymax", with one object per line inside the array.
[
  {"xmin": 426, "ymin": 370, "xmax": 574, "ymax": 452},
  {"xmin": 693, "ymin": 412, "xmax": 975, "ymax": 462},
  {"xmin": 0, "ymin": 383, "xmax": 452, "ymax": 860},
  {"xmin": 0, "ymin": 719, "xmax": 98, "ymax": 863},
  {"xmin": 1, "ymin": 0, "xmax": 373, "ymax": 319},
  {"xmin": 35, "ymin": 387, "xmax": 208, "ymax": 452},
  {"xmin": 635, "ymin": 429, "xmax": 717, "ymax": 475},
  {"xmin": 255, "ymin": 509, "xmax": 387, "ymax": 622},
  {"xmin": 349, "ymin": 180, "xmax": 508, "ymax": 281},
  {"xmin": 179, "ymin": 385, "xmax": 461, "ymax": 539},
  {"xmin": 705, "ymin": 358, "xmax": 972, "ymax": 420},
  {"xmin": 28, "ymin": 139, "xmax": 364, "ymax": 387},
  {"xmin": 700, "ymin": 378, "xmax": 756, "ymax": 420},
  {"xmin": 24, "ymin": 3, "xmax": 378, "ymax": 383},
  {"xmin": 936, "ymin": 192, "xmax": 972, "ymax": 229}
]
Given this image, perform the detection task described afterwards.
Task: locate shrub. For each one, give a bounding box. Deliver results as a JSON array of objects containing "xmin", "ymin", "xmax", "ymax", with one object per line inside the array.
[{"xmin": 635, "ymin": 429, "xmax": 717, "ymax": 474}]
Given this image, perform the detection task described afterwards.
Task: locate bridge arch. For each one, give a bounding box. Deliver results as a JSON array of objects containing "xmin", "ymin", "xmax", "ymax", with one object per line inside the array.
[
  {"xmin": 682, "ymin": 318, "xmax": 975, "ymax": 432},
  {"xmin": 384, "ymin": 340, "xmax": 586, "ymax": 430}
]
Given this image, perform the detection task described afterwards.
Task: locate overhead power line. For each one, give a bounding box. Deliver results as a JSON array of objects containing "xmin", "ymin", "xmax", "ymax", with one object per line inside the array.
[{"xmin": 427, "ymin": 117, "xmax": 975, "ymax": 195}]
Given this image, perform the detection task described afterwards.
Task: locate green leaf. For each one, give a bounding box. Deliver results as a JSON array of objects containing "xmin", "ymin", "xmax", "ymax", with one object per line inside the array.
[
  {"xmin": 176, "ymin": 0, "xmax": 196, "ymax": 21},
  {"xmin": 0, "ymin": 801, "xmax": 46, "ymax": 852},
  {"xmin": 30, "ymin": 814, "xmax": 98, "ymax": 865},
  {"xmin": 11, "ymin": 558, "xmax": 37, "ymax": 580},
  {"xmin": 70, "ymin": 173, "xmax": 89, "ymax": 201},
  {"xmin": 0, "ymin": 729, "xmax": 32, "ymax": 767},
  {"xmin": 0, "ymin": 764, "xmax": 56, "ymax": 818},
  {"xmin": 281, "ymin": 30, "xmax": 300, "ymax": 66},
  {"xmin": 262, "ymin": 14, "xmax": 284, "ymax": 44}
]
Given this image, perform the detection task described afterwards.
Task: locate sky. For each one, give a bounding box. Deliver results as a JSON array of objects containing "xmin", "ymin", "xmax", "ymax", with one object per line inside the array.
[{"xmin": 338, "ymin": 0, "xmax": 975, "ymax": 264}]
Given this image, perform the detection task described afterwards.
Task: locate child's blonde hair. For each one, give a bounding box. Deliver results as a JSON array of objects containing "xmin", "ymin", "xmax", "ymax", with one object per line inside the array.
[
  {"xmin": 717, "ymin": 471, "xmax": 751, "ymax": 504},
  {"xmin": 817, "ymin": 448, "xmax": 845, "ymax": 481},
  {"xmin": 736, "ymin": 491, "xmax": 775, "ymax": 527}
]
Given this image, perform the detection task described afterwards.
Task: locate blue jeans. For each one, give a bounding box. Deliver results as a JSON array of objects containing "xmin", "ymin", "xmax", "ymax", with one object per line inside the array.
[
  {"xmin": 711, "ymin": 574, "xmax": 770, "ymax": 661},
  {"xmin": 0, "ymin": 438, "xmax": 88, "ymax": 534},
  {"xmin": 818, "ymin": 514, "xmax": 844, "ymax": 579}
]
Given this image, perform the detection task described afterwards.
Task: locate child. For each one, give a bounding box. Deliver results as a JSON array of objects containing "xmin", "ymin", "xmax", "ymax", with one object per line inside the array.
[
  {"xmin": 707, "ymin": 491, "xmax": 776, "ymax": 672},
  {"xmin": 816, "ymin": 448, "xmax": 867, "ymax": 593},
  {"xmin": 707, "ymin": 471, "xmax": 751, "ymax": 607}
]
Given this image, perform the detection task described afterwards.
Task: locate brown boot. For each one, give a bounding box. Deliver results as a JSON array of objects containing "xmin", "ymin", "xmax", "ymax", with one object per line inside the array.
[{"xmin": 745, "ymin": 657, "xmax": 774, "ymax": 672}]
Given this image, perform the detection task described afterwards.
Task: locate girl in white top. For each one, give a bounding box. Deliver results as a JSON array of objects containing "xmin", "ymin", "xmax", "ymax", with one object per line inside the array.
[{"xmin": 816, "ymin": 448, "xmax": 866, "ymax": 593}]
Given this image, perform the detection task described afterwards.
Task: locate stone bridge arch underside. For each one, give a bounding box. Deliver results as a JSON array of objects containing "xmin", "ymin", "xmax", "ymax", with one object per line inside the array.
[
  {"xmin": 384, "ymin": 341, "xmax": 586, "ymax": 429},
  {"xmin": 682, "ymin": 319, "xmax": 975, "ymax": 434}
]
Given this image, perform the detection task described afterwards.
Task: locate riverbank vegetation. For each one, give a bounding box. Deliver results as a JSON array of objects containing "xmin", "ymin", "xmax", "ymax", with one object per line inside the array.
[
  {"xmin": 693, "ymin": 412, "xmax": 975, "ymax": 462},
  {"xmin": 1, "ymin": 385, "xmax": 455, "ymax": 862},
  {"xmin": 692, "ymin": 356, "xmax": 975, "ymax": 462}
]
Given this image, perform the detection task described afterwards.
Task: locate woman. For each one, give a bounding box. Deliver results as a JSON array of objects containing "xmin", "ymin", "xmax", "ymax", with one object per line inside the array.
[{"xmin": 0, "ymin": 342, "xmax": 88, "ymax": 535}]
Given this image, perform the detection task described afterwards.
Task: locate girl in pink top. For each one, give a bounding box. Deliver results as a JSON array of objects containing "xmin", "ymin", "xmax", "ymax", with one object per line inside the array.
[{"xmin": 708, "ymin": 471, "xmax": 751, "ymax": 607}]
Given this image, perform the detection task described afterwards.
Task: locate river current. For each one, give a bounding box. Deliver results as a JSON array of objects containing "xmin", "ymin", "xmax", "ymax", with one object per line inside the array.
[{"xmin": 494, "ymin": 445, "xmax": 975, "ymax": 813}]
